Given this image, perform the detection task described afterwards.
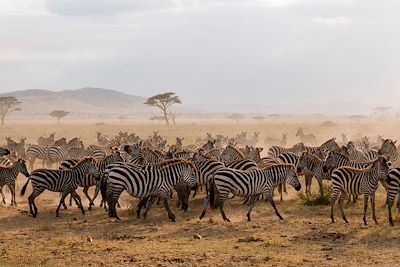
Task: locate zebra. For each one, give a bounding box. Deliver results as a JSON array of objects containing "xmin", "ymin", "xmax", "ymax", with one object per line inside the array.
[
  {"xmin": 26, "ymin": 145, "xmax": 47, "ymax": 171},
  {"xmin": 59, "ymin": 150, "xmax": 124, "ymax": 209},
  {"xmin": 104, "ymin": 160, "xmax": 197, "ymax": 221},
  {"xmin": 46, "ymin": 146, "xmax": 69, "ymax": 168},
  {"xmin": 0, "ymin": 157, "xmax": 13, "ymax": 167},
  {"xmin": 191, "ymin": 158, "xmax": 225, "ymax": 196},
  {"xmin": 323, "ymin": 150, "xmax": 380, "ymax": 174},
  {"xmin": 20, "ymin": 157, "xmax": 99, "ymax": 217},
  {"xmin": 37, "ymin": 132, "xmax": 55, "ymax": 147},
  {"xmin": 264, "ymin": 133, "xmax": 288, "ymax": 148},
  {"xmin": 267, "ymin": 143, "xmax": 306, "ymax": 159},
  {"xmin": 199, "ymin": 164, "xmax": 301, "ymax": 222},
  {"xmin": 0, "ymin": 147, "xmax": 10, "ymax": 157},
  {"xmin": 346, "ymin": 141, "xmax": 367, "ymax": 161},
  {"xmin": 225, "ymin": 159, "xmax": 258, "ymax": 171},
  {"xmin": 85, "ymin": 146, "xmax": 107, "ymax": 161},
  {"xmin": 297, "ymin": 152, "xmax": 330, "ymax": 196},
  {"xmin": 0, "ymin": 159, "xmax": 29, "ymax": 205},
  {"xmin": 220, "ymin": 145, "xmax": 245, "ymax": 163},
  {"xmin": 295, "ymin": 128, "xmax": 317, "ymax": 146},
  {"xmin": 330, "ymin": 156, "xmax": 390, "ymax": 225},
  {"xmin": 378, "ymin": 139, "xmax": 400, "ymax": 167},
  {"xmin": 386, "ymin": 168, "xmax": 400, "ymax": 225}
]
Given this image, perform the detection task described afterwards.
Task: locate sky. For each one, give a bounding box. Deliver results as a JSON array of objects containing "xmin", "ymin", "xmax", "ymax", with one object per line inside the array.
[{"xmin": 0, "ymin": 0, "xmax": 400, "ymax": 114}]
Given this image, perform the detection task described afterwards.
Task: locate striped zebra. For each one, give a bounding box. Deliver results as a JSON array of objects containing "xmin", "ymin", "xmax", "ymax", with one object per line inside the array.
[
  {"xmin": 297, "ymin": 152, "xmax": 330, "ymax": 196},
  {"xmin": 378, "ymin": 139, "xmax": 400, "ymax": 167},
  {"xmin": 0, "ymin": 157, "xmax": 13, "ymax": 167},
  {"xmin": 191, "ymin": 158, "xmax": 225, "ymax": 196},
  {"xmin": 305, "ymin": 138, "xmax": 340, "ymax": 155},
  {"xmin": 386, "ymin": 168, "xmax": 400, "ymax": 225},
  {"xmin": 141, "ymin": 147, "xmax": 164, "ymax": 164},
  {"xmin": 199, "ymin": 164, "xmax": 301, "ymax": 222},
  {"xmin": 204, "ymin": 148, "xmax": 222, "ymax": 160},
  {"xmin": 346, "ymin": 141, "xmax": 367, "ymax": 161},
  {"xmin": 323, "ymin": 150, "xmax": 380, "ymax": 174},
  {"xmin": 85, "ymin": 146, "xmax": 107, "ymax": 161},
  {"xmin": 123, "ymin": 144, "xmax": 146, "ymax": 165},
  {"xmin": 26, "ymin": 145, "xmax": 47, "ymax": 171},
  {"xmin": 104, "ymin": 160, "xmax": 197, "ymax": 221},
  {"xmin": 20, "ymin": 157, "xmax": 99, "ymax": 217},
  {"xmin": 264, "ymin": 133, "xmax": 288, "ymax": 148},
  {"xmin": 220, "ymin": 145, "xmax": 245, "ymax": 163},
  {"xmin": 59, "ymin": 150, "xmax": 124, "ymax": 209},
  {"xmin": 330, "ymin": 156, "xmax": 389, "ymax": 225},
  {"xmin": 267, "ymin": 143, "xmax": 306, "ymax": 159},
  {"xmin": 0, "ymin": 159, "xmax": 29, "ymax": 205},
  {"xmin": 0, "ymin": 147, "xmax": 10, "ymax": 157},
  {"xmin": 225, "ymin": 159, "xmax": 258, "ymax": 171},
  {"xmin": 46, "ymin": 146, "xmax": 69, "ymax": 168}
]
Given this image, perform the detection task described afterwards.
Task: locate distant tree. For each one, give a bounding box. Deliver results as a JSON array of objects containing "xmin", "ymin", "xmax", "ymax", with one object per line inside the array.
[
  {"xmin": 168, "ymin": 111, "xmax": 179, "ymax": 125},
  {"xmin": 228, "ymin": 113, "xmax": 245, "ymax": 123},
  {"xmin": 347, "ymin": 115, "xmax": 367, "ymax": 123},
  {"xmin": 0, "ymin": 96, "xmax": 21, "ymax": 126},
  {"xmin": 144, "ymin": 92, "xmax": 182, "ymax": 125},
  {"xmin": 253, "ymin": 116, "xmax": 265, "ymax": 122},
  {"xmin": 49, "ymin": 110, "xmax": 69, "ymax": 124},
  {"xmin": 268, "ymin": 113, "xmax": 282, "ymax": 120}
]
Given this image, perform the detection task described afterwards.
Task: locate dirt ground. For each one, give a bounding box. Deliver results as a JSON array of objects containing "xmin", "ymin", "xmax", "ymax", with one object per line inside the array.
[{"xmin": 1, "ymin": 120, "xmax": 400, "ymax": 266}]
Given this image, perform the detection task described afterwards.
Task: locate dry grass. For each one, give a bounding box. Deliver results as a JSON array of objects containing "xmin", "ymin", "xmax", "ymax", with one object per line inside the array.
[{"xmin": 1, "ymin": 119, "xmax": 400, "ymax": 266}]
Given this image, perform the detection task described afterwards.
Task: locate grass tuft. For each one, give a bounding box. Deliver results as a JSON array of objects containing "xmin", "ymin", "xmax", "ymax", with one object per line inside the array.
[{"xmin": 298, "ymin": 185, "xmax": 332, "ymax": 206}]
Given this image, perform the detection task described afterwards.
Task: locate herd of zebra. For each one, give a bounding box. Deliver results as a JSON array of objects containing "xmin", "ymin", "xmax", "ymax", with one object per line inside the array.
[{"xmin": 2, "ymin": 130, "xmax": 400, "ymax": 226}]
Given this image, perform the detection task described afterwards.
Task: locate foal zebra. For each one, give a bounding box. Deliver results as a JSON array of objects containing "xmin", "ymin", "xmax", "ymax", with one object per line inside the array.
[
  {"xmin": 330, "ymin": 156, "xmax": 389, "ymax": 225},
  {"xmin": 199, "ymin": 164, "xmax": 301, "ymax": 222},
  {"xmin": 104, "ymin": 160, "xmax": 197, "ymax": 221},
  {"xmin": 20, "ymin": 157, "xmax": 99, "ymax": 217},
  {"xmin": 0, "ymin": 159, "xmax": 29, "ymax": 205}
]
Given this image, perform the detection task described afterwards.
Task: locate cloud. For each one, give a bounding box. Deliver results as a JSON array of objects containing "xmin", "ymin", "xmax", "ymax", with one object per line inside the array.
[
  {"xmin": 312, "ymin": 16, "xmax": 353, "ymax": 26},
  {"xmin": 44, "ymin": 0, "xmax": 177, "ymax": 16}
]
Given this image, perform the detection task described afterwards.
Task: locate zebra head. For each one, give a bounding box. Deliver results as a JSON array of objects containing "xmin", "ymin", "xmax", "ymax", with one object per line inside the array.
[
  {"xmin": 322, "ymin": 150, "xmax": 339, "ymax": 173},
  {"xmin": 375, "ymin": 156, "xmax": 390, "ymax": 179},
  {"xmin": 287, "ymin": 166, "xmax": 301, "ymax": 191},
  {"xmin": 16, "ymin": 159, "xmax": 30, "ymax": 177},
  {"xmin": 378, "ymin": 139, "xmax": 397, "ymax": 158},
  {"xmin": 83, "ymin": 157, "xmax": 100, "ymax": 178},
  {"xmin": 179, "ymin": 161, "xmax": 197, "ymax": 188},
  {"xmin": 296, "ymin": 152, "xmax": 309, "ymax": 175}
]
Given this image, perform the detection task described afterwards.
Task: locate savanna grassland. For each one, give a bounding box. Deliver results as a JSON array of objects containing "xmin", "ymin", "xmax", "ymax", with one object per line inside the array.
[{"xmin": 1, "ymin": 118, "xmax": 400, "ymax": 266}]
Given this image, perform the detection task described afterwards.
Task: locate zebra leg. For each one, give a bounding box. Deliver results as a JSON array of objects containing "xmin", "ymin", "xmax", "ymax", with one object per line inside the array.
[
  {"xmin": 199, "ymin": 195, "xmax": 210, "ymax": 220},
  {"xmin": 277, "ymin": 183, "xmax": 283, "ymax": 202},
  {"xmin": 69, "ymin": 193, "xmax": 73, "ymax": 207},
  {"xmin": 56, "ymin": 192, "xmax": 69, "ymax": 217},
  {"xmin": 305, "ymin": 175, "xmax": 312, "ymax": 196},
  {"xmin": 317, "ymin": 178, "xmax": 324, "ymax": 197},
  {"xmin": 267, "ymin": 195, "xmax": 283, "ymax": 220},
  {"xmin": 388, "ymin": 197, "xmax": 395, "ymax": 226},
  {"xmin": 136, "ymin": 197, "xmax": 149, "ymax": 219},
  {"xmin": 8, "ymin": 183, "xmax": 16, "ymax": 206},
  {"xmin": 162, "ymin": 197, "xmax": 176, "ymax": 222},
  {"xmin": 330, "ymin": 189, "xmax": 340, "ymax": 223},
  {"xmin": 218, "ymin": 198, "xmax": 230, "ymax": 222},
  {"xmin": 28, "ymin": 189, "xmax": 43, "ymax": 218},
  {"xmin": 339, "ymin": 193, "xmax": 348, "ymax": 224},
  {"xmin": 363, "ymin": 193, "xmax": 369, "ymax": 225},
  {"xmin": 91, "ymin": 184, "xmax": 101, "ymax": 206},
  {"xmin": 82, "ymin": 187, "xmax": 93, "ymax": 210},
  {"xmin": 371, "ymin": 193, "xmax": 378, "ymax": 225},
  {"xmin": 246, "ymin": 195, "xmax": 259, "ymax": 222},
  {"xmin": 1, "ymin": 186, "xmax": 5, "ymax": 204},
  {"xmin": 71, "ymin": 191, "xmax": 85, "ymax": 215},
  {"xmin": 143, "ymin": 196, "xmax": 157, "ymax": 219}
]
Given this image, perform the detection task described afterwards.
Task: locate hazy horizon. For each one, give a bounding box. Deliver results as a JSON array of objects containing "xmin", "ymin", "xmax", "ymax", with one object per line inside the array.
[{"xmin": 1, "ymin": 0, "xmax": 399, "ymax": 114}]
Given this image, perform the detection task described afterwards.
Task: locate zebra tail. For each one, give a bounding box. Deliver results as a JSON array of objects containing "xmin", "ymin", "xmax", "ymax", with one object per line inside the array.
[
  {"xmin": 20, "ymin": 178, "xmax": 30, "ymax": 197},
  {"xmin": 209, "ymin": 179, "xmax": 217, "ymax": 210}
]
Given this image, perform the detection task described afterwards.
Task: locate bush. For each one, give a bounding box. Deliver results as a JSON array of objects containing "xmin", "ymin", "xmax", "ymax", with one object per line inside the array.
[{"xmin": 298, "ymin": 184, "xmax": 332, "ymax": 206}]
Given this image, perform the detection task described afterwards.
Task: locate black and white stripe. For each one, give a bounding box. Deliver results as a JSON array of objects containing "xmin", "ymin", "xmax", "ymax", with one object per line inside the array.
[
  {"xmin": 0, "ymin": 159, "xmax": 29, "ymax": 205},
  {"xmin": 20, "ymin": 157, "xmax": 99, "ymax": 217},
  {"xmin": 26, "ymin": 145, "xmax": 47, "ymax": 171},
  {"xmin": 199, "ymin": 164, "xmax": 301, "ymax": 222},
  {"xmin": 330, "ymin": 156, "xmax": 389, "ymax": 225}
]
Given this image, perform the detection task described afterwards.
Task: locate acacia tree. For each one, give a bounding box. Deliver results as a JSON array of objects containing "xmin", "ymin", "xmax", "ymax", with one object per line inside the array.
[
  {"xmin": 49, "ymin": 110, "xmax": 69, "ymax": 124},
  {"xmin": 0, "ymin": 96, "xmax": 21, "ymax": 126},
  {"xmin": 144, "ymin": 92, "xmax": 181, "ymax": 125}
]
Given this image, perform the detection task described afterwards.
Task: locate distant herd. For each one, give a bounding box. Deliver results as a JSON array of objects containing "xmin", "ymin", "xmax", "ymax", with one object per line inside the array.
[{"xmin": 1, "ymin": 129, "xmax": 400, "ymax": 226}]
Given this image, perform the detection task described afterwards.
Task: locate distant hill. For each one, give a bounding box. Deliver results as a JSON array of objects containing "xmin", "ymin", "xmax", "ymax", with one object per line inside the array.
[{"xmin": 0, "ymin": 87, "xmax": 183, "ymax": 119}]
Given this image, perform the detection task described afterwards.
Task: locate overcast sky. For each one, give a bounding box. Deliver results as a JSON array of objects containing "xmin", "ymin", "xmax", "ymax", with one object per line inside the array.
[{"xmin": 0, "ymin": 0, "xmax": 399, "ymax": 114}]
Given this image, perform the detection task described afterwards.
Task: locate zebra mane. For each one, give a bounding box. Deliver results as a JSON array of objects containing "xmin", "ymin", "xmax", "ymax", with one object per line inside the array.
[
  {"xmin": 155, "ymin": 159, "xmax": 197, "ymax": 171},
  {"xmin": 71, "ymin": 157, "xmax": 95, "ymax": 169},
  {"xmin": 224, "ymin": 145, "xmax": 245, "ymax": 158}
]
